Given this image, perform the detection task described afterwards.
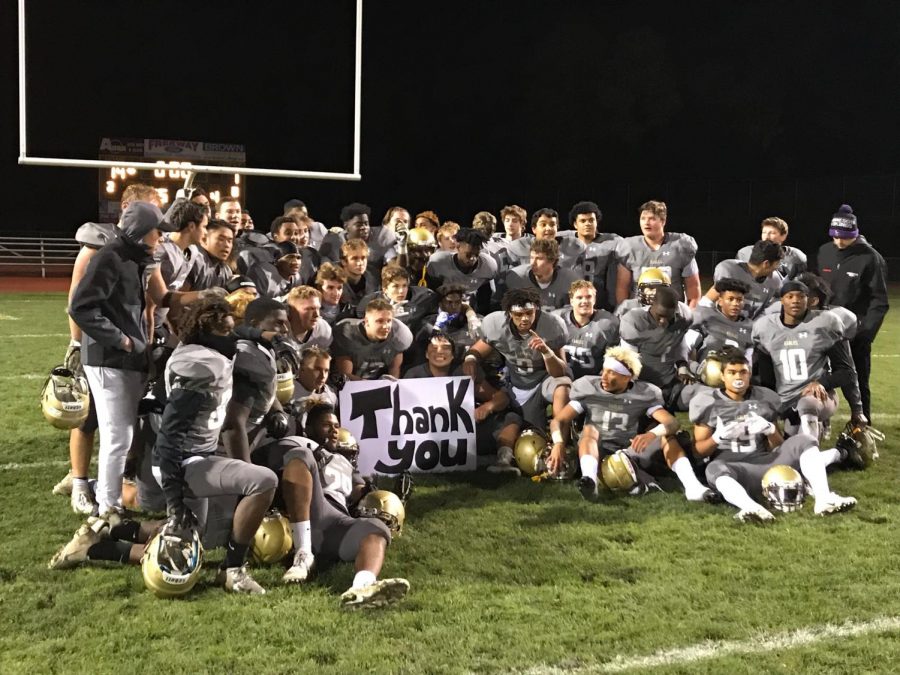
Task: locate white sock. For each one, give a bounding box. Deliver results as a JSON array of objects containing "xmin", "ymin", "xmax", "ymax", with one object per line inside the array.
[
  {"xmin": 800, "ymin": 414, "xmax": 820, "ymax": 439},
  {"xmin": 352, "ymin": 570, "xmax": 377, "ymax": 589},
  {"xmin": 291, "ymin": 520, "xmax": 312, "ymax": 554},
  {"xmin": 580, "ymin": 455, "xmax": 599, "ymax": 481},
  {"xmin": 672, "ymin": 457, "xmax": 707, "ymax": 500},
  {"xmin": 799, "ymin": 448, "xmax": 830, "ymax": 500},
  {"xmin": 497, "ymin": 446, "xmax": 514, "ymax": 462},
  {"xmin": 72, "ymin": 477, "xmax": 90, "ymax": 492},
  {"xmin": 715, "ymin": 476, "xmax": 763, "ymax": 512},
  {"xmin": 820, "ymin": 447, "xmax": 841, "ymax": 467}
]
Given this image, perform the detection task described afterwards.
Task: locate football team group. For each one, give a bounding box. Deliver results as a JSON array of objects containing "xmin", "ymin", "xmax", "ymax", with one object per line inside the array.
[{"xmin": 41, "ymin": 185, "xmax": 889, "ymax": 608}]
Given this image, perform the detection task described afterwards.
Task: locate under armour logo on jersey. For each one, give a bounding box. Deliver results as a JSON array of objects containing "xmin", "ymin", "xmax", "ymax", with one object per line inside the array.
[
  {"xmin": 798, "ymin": 332, "xmax": 809, "ymax": 339},
  {"xmin": 845, "ymin": 272, "xmax": 859, "ymax": 278}
]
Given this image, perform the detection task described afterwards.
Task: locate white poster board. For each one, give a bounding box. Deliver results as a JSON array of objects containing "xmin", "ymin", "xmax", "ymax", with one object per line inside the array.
[{"xmin": 338, "ymin": 376, "xmax": 477, "ymax": 475}]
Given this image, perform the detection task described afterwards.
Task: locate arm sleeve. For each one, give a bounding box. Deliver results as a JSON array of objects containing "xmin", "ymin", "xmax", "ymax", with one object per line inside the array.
[
  {"xmin": 68, "ymin": 253, "xmax": 126, "ymax": 348},
  {"xmin": 153, "ymin": 387, "xmax": 206, "ymax": 510},
  {"xmin": 754, "ymin": 349, "xmax": 777, "ymax": 390}
]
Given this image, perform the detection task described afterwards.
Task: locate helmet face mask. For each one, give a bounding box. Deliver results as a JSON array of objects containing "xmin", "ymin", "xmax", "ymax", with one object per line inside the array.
[
  {"xmin": 357, "ymin": 490, "xmax": 405, "ymax": 535},
  {"xmin": 41, "ymin": 366, "xmax": 90, "ymax": 429},
  {"xmin": 141, "ymin": 522, "xmax": 204, "ymax": 598},
  {"xmin": 637, "ymin": 268, "xmax": 672, "ymax": 306},
  {"xmin": 275, "ymin": 357, "xmax": 295, "ymax": 404},
  {"xmin": 761, "ymin": 465, "xmax": 806, "ymax": 512}
]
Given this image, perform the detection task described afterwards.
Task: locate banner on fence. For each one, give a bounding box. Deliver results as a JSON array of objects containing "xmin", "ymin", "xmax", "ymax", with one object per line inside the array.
[{"xmin": 338, "ymin": 376, "xmax": 477, "ymax": 475}]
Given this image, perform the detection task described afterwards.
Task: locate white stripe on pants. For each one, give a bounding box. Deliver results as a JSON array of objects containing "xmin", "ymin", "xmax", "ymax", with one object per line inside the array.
[{"xmin": 83, "ymin": 365, "xmax": 145, "ymax": 514}]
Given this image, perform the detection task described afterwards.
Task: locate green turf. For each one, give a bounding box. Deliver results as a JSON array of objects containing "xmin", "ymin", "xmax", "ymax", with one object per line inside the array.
[{"xmin": 1, "ymin": 291, "xmax": 899, "ymax": 674}]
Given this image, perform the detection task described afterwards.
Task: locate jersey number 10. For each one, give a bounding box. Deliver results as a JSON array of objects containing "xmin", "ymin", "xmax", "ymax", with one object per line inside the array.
[{"xmin": 778, "ymin": 348, "xmax": 809, "ymax": 382}]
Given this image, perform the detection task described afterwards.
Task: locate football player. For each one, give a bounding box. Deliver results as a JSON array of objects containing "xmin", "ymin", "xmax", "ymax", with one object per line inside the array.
[
  {"xmin": 489, "ymin": 204, "xmax": 533, "ymax": 277},
  {"xmin": 463, "ymin": 288, "xmax": 571, "ymax": 469},
  {"xmin": 405, "ymin": 332, "xmax": 523, "ymax": 461},
  {"xmin": 250, "ymin": 404, "xmax": 409, "ymax": 608},
  {"xmin": 615, "ymin": 200, "xmax": 701, "ymax": 307},
  {"xmin": 548, "ymin": 346, "xmax": 712, "ymax": 502},
  {"xmin": 357, "ymin": 264, "xmax": 438, "ymax": 333},
  {"xmin": 285, "ymin": 285, "xmax": 332, "ymax": 349},
  {"xmin": 183, "ymin": 219, "xmax": 235, "ymax": 291},
  {"xmin": 291, "ymin": 346, "xmax": 338, "ymax": 410},
  {"xmin": 504, "ymin": 238, "xmax": 581, "ymax": 311},
  {"xmin": 425, "ymin": 228, "xmax": 497, "ymax": 315},
  {"xmin": 320, "ymin": 203, "xmax": 397, "ymax": 273},
  {"xmin": 736, "ymin": 216, "xmax": 807, "ymax": 280},
  {"xmin": 402, "ymin": 227, "xmax": 439, "ymax": 288},
  {"xmin": 684, "ymin": 278, "xmax": 755, "ymax": 382},
  {"xmin": 565, "ymin": 201, "xmax": 620, "ymax": 311},
  {"xmin": 216, "ymin": 197, "xmax": 243, "ymax": 230},
  {"xmin": 332, "ymin": 298, "xmax": 414, "ymax": 380},
  {"xmin": 690, "ymin": 351, "xmax": 856, "ymax": 522},
  {"xmin": 414, "ymin": 283, "xmax": 485, "ymax": 364},
  {"xmin": 437, "ymin": 222, "xmax": 460, "ymax": 251},
  {"xmin": 338, "ymin": 238, "xmax": 380, "ymax": 308},
  {"xmin": 752, "ymin": 280, "xmax": 866, "ymax": 441},
  {"xmin": 529, "ymin": 208, "xmax": 586, "ymax": 270},
  {"xmin": 619, "ymin": 286, "xmax": 694, "ymax": 409},
  {"xmin": 552, "ymin": 280, "xmax": 619, "ymax": 380},
  {"xmin": 284, "ymin": 199, "xmax": 329, "ymax": 250},
  {"xmin": 703, "ymin": 240, "xmax": 784, "ymax": 320},
  {"xmin": 614, "ymin": 267, "xmax": 671, "ymax": 317},
  {"xmin": 314, "ymin": 262, "xmax": 352, "ymax": 325},
  {"xmin": 246, "ymin": 241, "xmax": 305, "ymax": 299}
]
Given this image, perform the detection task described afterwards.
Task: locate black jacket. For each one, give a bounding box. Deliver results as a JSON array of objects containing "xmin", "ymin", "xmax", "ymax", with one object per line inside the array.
[
  {"xmin": 816, "ymin": 238, "xmax": 889, "ymax": 343},
  {"xmin": 69, "ymin": 202, "xmax": 171, "ymax": 370}
]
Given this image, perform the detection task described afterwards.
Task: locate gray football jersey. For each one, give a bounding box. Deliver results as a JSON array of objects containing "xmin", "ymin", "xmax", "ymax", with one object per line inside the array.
[
  {"xmin": 247, "ymin": 260, "xmax": 302, "ymax": 300},
  {"xmin": 689, "ymin": 385, "xmax": 782, "ymax": 455},
  {"xmin": 319, "ymin": 226, "xmax": 396, "ymax": 268},
  {"xmin": 736, "ymin": 244, "xmax": 807, "ymax": 280},
  {"xmin": 481, "ymin": 310, "xmax": 568, "ymax": 389},
  {"xmin": 568, "ymin": 377, "xmax": 664, "ymax": 452},
  {"xmin": 292, "ymin": 317, "xmax": 333, "ymax": 349},
  {"xmin": 233, "ymin": 340, "xmax": 277, "ymax": 425},
  {"xmin": 356, "ymin": 286, "xmax": 437, "ymax": 332},
  {"xmin": 164, "ymin": 343, "xmax": 234, "ymax": 457},
  {"xmin": 426, "ymin": 252, "xmax": 498, "ymax": 297},
  {"xmin": 615, "ymin": 232, "xmax": 699, "ymax": 302},
  {"xmin": 291, "ymin": 380, "xmax": 338, "ymax": 409},
  {"xmin": 577, "ymin": 233, "xmax": 621, "ymax": 309},
  {"xmin": 332, "ymin": 318, "xmax": 413, "ymax": 379},
  {"xmin": 341, "ymin": 270, "xmax": 381, "ymax": 308},
  {"xmin": 553, "ymin": 235, "xmax": 587, "ymax": 271},
  {"xmin": 487, "ymin": 235, "xmax": 534, "ymax": 275},
  {"xmin": 505, "ymin": 264, "xmax": 582, "ymax": 311},
  {"xmin": 713, "ymin": 259, "xmax": 783, "ymax": 320},
  {"xmin": 184, "ymin": 248, "xmax": 233, "ymax": 291},
  {"xmin": 552, "ymin": 307, "xmax": 620, "ymax": 379},
  {"xmin": 619, "ymin": 304, "xmax": 693, "ymax": 388},
  {"xmin": 752, "ymin": 309, "xmax": 845, "ymax": 407},
  {"xmin": 688, "ymin": 305, "xmax": 753, "ymax": 361},
  {"xmin": 153, "ymin": 237, "xmax": 195, "ymax": 333},
  {"xmin": 614, "ymin": 298, "xmax": 642, "ymax": 318},
  {"xmin": 75, "ymin": 222, "xmax": 117, "ymax": 249}
]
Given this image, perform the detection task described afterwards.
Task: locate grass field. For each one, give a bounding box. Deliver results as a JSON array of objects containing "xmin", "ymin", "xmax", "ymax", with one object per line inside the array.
[{"xmin": 1, "ymin": 291, "xmax": 899, "ymax": 674}]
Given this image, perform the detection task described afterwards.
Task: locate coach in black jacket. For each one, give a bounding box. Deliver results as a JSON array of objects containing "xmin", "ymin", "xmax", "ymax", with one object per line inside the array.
[
  {"xmin": 69, "ymin": 201, "xmax": 176, "ymax": 516},
  {"xmin": 816, "ymin": 204, "xmax": 889, "ymax": 421}
]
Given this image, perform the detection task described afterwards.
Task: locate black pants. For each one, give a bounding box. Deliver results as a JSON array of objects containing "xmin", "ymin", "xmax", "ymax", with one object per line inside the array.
[{"xmin": 850, "ymin": 338, "xmax": 872, "ymax": 420}]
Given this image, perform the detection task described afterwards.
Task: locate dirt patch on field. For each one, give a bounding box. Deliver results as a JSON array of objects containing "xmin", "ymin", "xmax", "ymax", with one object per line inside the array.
[{"xmin": 0, "ymin": 277, "xmax": 69, "ymax": 293}]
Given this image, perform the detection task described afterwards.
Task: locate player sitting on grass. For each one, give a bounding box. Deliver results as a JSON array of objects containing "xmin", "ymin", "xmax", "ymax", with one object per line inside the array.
[
  {"xmin": 250, "ymin": 404, "xmax": 410, "ymax": 609},
  {"xmin": 689, "ymin": 349, "xmax": 856, "ymax": 523}
]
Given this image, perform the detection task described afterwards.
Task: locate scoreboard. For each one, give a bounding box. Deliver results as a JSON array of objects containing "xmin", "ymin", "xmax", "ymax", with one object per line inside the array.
[{"xmin": 98, "ymin": 137, "xmax": 246, "ymax": 222}]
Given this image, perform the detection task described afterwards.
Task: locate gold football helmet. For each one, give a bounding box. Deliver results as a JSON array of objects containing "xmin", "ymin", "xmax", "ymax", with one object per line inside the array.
[
  {"xmin": 335, "ymin": 428, "xmax": 360, "ymax": 469},
  {"xmin": 275, "ymin": 357, "xmax": 295, "ymax": 405},
  {"xmin": 358, "ymin": 490, "xmax": 406, "ymax": 536},
  {"xmin": 836, "ymin": 422, "xmax": 885, "ymax": 469},
  {"xmin": 41, "ymin": 366, "xmax": 90, "ymax": 430},
  {"xmin": 599, "ymin": 451, "xmax": 638, "ymax": 492},
  {"xmin": 406, "ymin": 227, "xmax": 437, "ymax": 249},
  {"xmin": 141, "ymin": 523, "xmax": 204, "ymax": 599},
  {"xmin": 637, "ymin": 267, "xmax": 672, "ymax": 305},
  {"xmin": 514, "ymin": 430, "xmax": 549, "ymax": 477},
  {"xmin": 251, "ymin": 510, "xmax": 293, "ymax": 564},
  {"xmin": 698, "ymin": 350, "xmax": 725, "ymax": 388},
  {"xmin": 761, "ymin": 465, "xmax": 806, "ymax": 512}
]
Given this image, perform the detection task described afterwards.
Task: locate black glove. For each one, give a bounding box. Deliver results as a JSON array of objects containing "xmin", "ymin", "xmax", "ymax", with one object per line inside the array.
[
  {"xmin": 265, "ymin": 410, "xmax": 290, "ymax": 439},
  {"xmin": 166, "ymin": 503, "xmax": 198, "ymax": 535},
  {"xmin": 137, "ymin": 396, "xmax": 166, "ymax": 417}
]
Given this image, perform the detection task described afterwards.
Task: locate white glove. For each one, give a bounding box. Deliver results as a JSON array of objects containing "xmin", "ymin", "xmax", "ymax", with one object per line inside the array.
[
  {"xmin": 744, "ymin": 412, "xmax": 776, "ymax": 436},
  {"xmin": 712, "ymin": 418, "xmax": 747, "ymax": 443}
]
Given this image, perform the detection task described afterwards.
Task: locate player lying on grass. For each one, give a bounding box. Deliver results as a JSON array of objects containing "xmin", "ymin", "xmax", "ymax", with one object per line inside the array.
[
  {"xmin": 689, "ymin": 349, "xmax": 857, "ymax": 523},
  {"xmin": 250, "ymin": 404, "xmax": 410, "ymax": 609},
  {"xmin": 548, "ymin": 346, "xmax": 714, "ymax": 502}
]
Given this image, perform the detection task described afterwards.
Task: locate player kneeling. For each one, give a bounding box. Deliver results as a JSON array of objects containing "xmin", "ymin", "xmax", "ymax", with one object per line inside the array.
[
  {"xmin": 690, "ymin": 350, "xmax": 856, "ymax": 522},
  {"xmin": 251, "ymin": 404, "xmax": 409, "ymax": 609},
  {"xmin": 548, "ymin": 347, "xmax": 714, "ymax": 502}
]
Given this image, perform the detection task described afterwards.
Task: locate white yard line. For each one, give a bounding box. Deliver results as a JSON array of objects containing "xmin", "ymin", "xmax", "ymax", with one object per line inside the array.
[
  {"xmin": 0, "ymin": 314, "xmax": 21, "ymax": 320},
  {"xmin": 518, "ymin": 616, "xmax": 900, "ymax": 674},
  {"xmin": 0, "ymin": 373, "xmax": 44, "ymax": 380},
  {"xmin": 0, "ymin": 459, "xmax": 70, "ymax": 471},
  {"xmin": 2, "ymin": 333, "xmax": 68, "ymax": 339},
  {"xmin": 872, "ymin": 354, "xmax": 900, "ymax": 358}
]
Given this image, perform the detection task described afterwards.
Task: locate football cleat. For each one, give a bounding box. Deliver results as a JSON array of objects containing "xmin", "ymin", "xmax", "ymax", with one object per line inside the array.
[
  {"xmin": 52, "ymin": 470, "xmax": 73, "ymax": 496},
  {"xmin": 48, "ymin": 521, "xmax": 104, "ymax": 570},
  {"xmin": 340, "ymin": 578, "xmax": 410, "ymax": 610},
  {"xmin": 814, "ymin": 493, "xmax": 857, "ymax": 516},
  {"xmin": 283, "ymin": 550, "xmax": 315, "ymax": 584},
  {"xmin": 578, "ymin": 476, "xmax": 598, "ymax": 501},
  {"xmin": 488, "ymin": 446, "xmax": 522, "ymax": 476},
  {"xmin": 734, "ymin": 506, "xmax": 776, "ymax": 523},
  {"xmin": 761, "ymin": 465, "xmax": 806, "ymax": 512},
  {"xmin": 216, "ymin": 565, "xmax": 266, "ymax": 595}
]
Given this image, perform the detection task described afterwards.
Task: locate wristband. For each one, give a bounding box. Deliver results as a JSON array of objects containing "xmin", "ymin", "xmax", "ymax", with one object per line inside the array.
[
  {"xmin": 649, "ymin": 424, "xmax": 667, "ymax": 438},
  {"xmin": 69, "ymin": 339, "xmax": 80, "ymax": 348},
  {"xmin": 551, "ymin": 429, "xmax": 564, "ymax": 445}
]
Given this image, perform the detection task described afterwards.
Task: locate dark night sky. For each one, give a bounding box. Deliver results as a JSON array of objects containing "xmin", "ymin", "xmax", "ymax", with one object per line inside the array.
[{"xmin": 3, "ymin": 1, "xmax": 900, "ymax": 256}]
